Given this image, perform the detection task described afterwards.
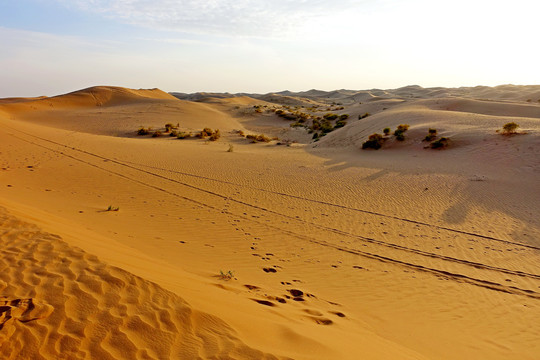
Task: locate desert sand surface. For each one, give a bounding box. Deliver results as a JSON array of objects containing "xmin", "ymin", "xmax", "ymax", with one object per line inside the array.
[{"xmin": 0, "ymin": 84, "xmax": 539, "ymax": 359}]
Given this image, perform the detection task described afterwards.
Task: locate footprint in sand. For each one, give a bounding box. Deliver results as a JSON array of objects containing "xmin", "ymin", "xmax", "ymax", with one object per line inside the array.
[{"xmin": 0, "ymin": 298, "xmax": 53, "ymax": 329}]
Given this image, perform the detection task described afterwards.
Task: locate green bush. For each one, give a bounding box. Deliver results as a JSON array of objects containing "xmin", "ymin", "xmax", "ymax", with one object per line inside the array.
[
  {"xmin": 362, "ymin": 133, "xmax": 384, "ymax": 150},
  {"xmin": 501, "ymin": 122, "xmax": 519, "ymax": 135},
  {"xmin": 334, "ymin": 120, "xmax": 347, "ymax": 128},
  {"xmin": 430, "ymin": 137, "xmax": 449, "ymax": 149},
  {"xmin": 358, "ymin": 112, "xmax": 370, "ymax": 120},
  {"xmin": 393, "ymin": 124, "xmax": 410, "ymax": 141},
  {"xmin": 383, "ymin": 127, "xmax": 390, "ymax": 135},
  {"xmin": 323, "ymin": 113, "xmax": 338, "ymax": 121},
  {"xmin": 339, "ymin": 114, "xmax": 349, "ymax": 120}
]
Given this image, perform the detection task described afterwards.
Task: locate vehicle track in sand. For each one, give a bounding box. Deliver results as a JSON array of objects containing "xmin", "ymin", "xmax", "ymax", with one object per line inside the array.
[{"xmin": 5, "ymin": 125, "xmax": 540, "ymax": 300}]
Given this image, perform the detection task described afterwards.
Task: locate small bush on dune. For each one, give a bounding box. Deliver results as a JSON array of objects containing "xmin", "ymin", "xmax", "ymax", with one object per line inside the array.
[
  {"xmin": 430, "ymin": 137, "xmax": 449, "ymax": 149},
  {"xmin": 501, "ymin": 122, "xmax": 519, "ymax": 135},
  {"xmin": 362, "ymin": 133, "xmax": 385, "ymax": 150},
  {"xmin": 383, "ymin": 127, "xmax": 390, "ymax": 136},
  {"xmin": 339, "ymin": 114, "xmax": 349, "ymax": 120},
  {"xmin": 393, "ymin": 124, "xmax": 410, "ymax": 141},
  {"xmin": 246, "ymin": 134, "xmax": 272, "ymax": 143},
  {"xmin": 152, "ymin": 130, "xmax": 162, "ymax": 137},
  {"xmin": 424, "ymin": 128, "xmax": 437, "ymax": 141},
  {"xmin": 323, "ymin": 113, "xmax": 339, "ymax": 121},
  {"xmin": 209, "ymin": 129, "xmax": 221, "ymax": 141},
  {"xmin": 137, "ymin": 127, "xmax": 150, "ymax": 136},
  {"xmin": 177, "ymin": 131, "xmax": 192, "ymax": 139},
  {"xmin": 164, "ymin": 123, "xmax": 178, "ymax": 132},
  {"xmin": 358, "ymin": 112, "xmax": 370, "ymax": 120},
  {"xmin": 334, "ymin": 120, "xmax": 347, "ymax": 128}
]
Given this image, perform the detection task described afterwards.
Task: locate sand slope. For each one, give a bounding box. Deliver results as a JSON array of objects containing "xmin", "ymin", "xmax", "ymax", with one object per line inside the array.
[
  {"xmin": 0, "ymin": 207, "xmax": 280, "ymax": 360},
  {"xmin": 0, "ymin": 85, "xmax": 539, "ymax": 360}
]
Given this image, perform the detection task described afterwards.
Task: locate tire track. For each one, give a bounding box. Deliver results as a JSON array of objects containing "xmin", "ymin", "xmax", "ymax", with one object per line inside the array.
[{"xmin": 6, "ymin": 127, "xmax": 540, "ymax": 299}]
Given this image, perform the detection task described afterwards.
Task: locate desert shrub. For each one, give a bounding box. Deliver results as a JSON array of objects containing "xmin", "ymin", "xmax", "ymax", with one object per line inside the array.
[
  {"xmin": 323, "ymin": 113, "xmax": 339, "ymax": 121},
  {"xmin": 362, "ymin": 133, "xmax": 385, "ymax": 150},
  {"xmin": 311, "ymin": 119, "xmax": 321, "ymax": 131},
  {"xmin": 227, "ymin": 144, "xmax": 234, "ymax": 152},
  {"xmin": 424, "ymin": 128, "xmax": 437, "ymax": 141},
  {"xmin": 152, "ymin": 130, "xmax": 162, "ymax": 137},
  {"xmin": 358, "ymin": 112, "xmax": 370, "ymax": 120},
  {"xmin": 339, "ymin": 114, "xmax": 349, "ymax": 120},
  {"xmin": 501, "ymin": 122, "xmax": 519, "ymax": 135},
  {"xmin": 334, "ymin": 120, "xmax": 347, "ymax": 128},
  {"xmin": 106, "ymin": 205, "xmax": 119, "ymax": 211},
  {"xmin": 169, "ymin": 130, "xmax": 178, "ymax": 137},
  {"xmin": 137, "ymin": 127, "xmax": 150, "ymax": 135},
  {"xmin": 177, "ymin": 132, "xmax": 192, "ymax": 139},
  {"xmin": 393, "ymin": 124, "xmax": 410, "ymax": 141},
  {"xmin": 209, "ymin": 129, "xmax": 221, "ymax": 141},
  {"xmin": 312, "ymin": 132, "xmax": 319, "ymax": 140},
  {"xmin": 383, "ymin": 127, "xmax": 390, "ymax": 135},
  {"xmin": 218, "ymin": 270, "xmax": 235, "ymax": 280},
  {"xmin": 164, "ymin": 123, "xmax": 177, "ymax": 132},
  {"xmin": 246, "ymin": 134, "xmax": 272, "ymax": 143},
  {"xmin": 320, "ymin": 120, "xmax": 334, "ymax": 133},
  {"xmin": 430, "ymin": 137, "xmax": 449, "ymax": 149},
  {"xmin": 290, "ymin": 122, "xmax": 304, "ymax": 128}
]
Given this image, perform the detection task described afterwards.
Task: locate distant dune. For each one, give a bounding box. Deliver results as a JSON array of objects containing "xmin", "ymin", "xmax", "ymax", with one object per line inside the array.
[{"xmin": 0, "ymin": 84, "xmax": 539, "ymax": 360}]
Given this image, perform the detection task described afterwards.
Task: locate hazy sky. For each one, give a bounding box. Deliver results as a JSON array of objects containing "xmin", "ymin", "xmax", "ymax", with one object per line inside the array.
[{"xmin": 1, "ymin": 0, "xmax": 539, "ymax": 97}]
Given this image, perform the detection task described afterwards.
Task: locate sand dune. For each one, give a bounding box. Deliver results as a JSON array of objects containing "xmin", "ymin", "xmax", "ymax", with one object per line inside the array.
[{"xmin": 0, "ymin": 85, "xmax": 539, "ymax": 359}]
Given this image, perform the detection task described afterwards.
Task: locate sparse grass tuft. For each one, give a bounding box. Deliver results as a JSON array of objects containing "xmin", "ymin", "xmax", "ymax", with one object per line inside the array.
[
  {"xmin": 152, "ymin": 130, "xmax": 162, "ymax": 138},
  {"xmin": 218, "ymin": 270, "xmax": 235, "ymax": 280},
  {"xmin": 383, "ymin": 127, "xmax": 390, "ymax": 136},
  {"xmin": 106, "ymin": 205, "xmax": 119, "ymax": 211},
  {"xmin": 227, "ymin": 144, "xmax": 234, "ymax": 152},
  {"xmin": 209, "ymin": 129, "xmax": 221, "ymax": 141}
]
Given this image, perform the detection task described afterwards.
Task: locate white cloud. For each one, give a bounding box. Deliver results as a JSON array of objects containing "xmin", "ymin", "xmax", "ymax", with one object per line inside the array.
[{"xmin": 56, "ymin": 0, "xmax": 367, "ymax": 37}]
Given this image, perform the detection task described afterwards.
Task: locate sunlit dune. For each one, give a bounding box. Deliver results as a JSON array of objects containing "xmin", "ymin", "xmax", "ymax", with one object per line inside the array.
[{"xmin": 0, "ymin": 84, "xmax": 539, "ymax": 359}]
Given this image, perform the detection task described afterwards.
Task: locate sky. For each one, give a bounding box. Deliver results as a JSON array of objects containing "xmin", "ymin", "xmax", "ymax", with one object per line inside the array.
[{"xmin": 1, "ymin": 0, "xmax": 539, "ymax": 97}]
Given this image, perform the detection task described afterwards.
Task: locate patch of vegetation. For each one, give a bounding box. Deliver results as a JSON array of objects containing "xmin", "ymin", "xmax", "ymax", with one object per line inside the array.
[
  {"xmin": 334, "ymin": 120, "xmax": 347, "ymax": 128},
  {"xmin": 152, "ymin": 130, "xmax": 162, "ymax": 138},
  {"xmin": 339, "ymin": 114, "xmax": 349, "ymax": 120},
  {"xmin": 424, "ymin": 128, "xmax": 437, "ymax": 141},
  {"xmin": 227, "ymin": 144, "xmax": 234, "ymax": 152},
  {"xmin": 430, "ymin": 137, "xmax": 449, "ymax": 149},
  {"xmin": 176, "ymin": 131, "xmax": 192, "ymax": 139},
  {"xmin": 358, "ymin": 112, "xmax": 370, "ymax": 120},
  {"xmin": 246, "ymin": 134, "xmax": 272, "ymax": 143},
  {"xmin": 393, "ymin": 124, "xmax": 410, "ymax": 141},
  {"xmin": 164, "ymin": 123, "xmax": 179, "ymax": 132},
  {"xmin": 323, "ymin": 113, "xmax": 339, "ymax": 121},
  {"xmin": 383, "ymin": 127, "xmax": 390, "ymax": 136},
  {"xmin": 362, "ymin": 133, "xmax": 385, "ymax": 150},
  {"xmin": 106, "ymin": 205, "xmax": 119, "ymax": 212},
  {"xmin": 501, "ymin": 122, "xmax": 519, "ymax": 135},
  {"xmin": 137, "ymin": 127, "xmax": 150, "ymax": 136},
  {"xmin": 218, "ymin": 270, "xmax": 235, "ymax": 281},
  {"xmin": 209, "ymin": 129, "xmax": 221, "ymax": 141}
]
